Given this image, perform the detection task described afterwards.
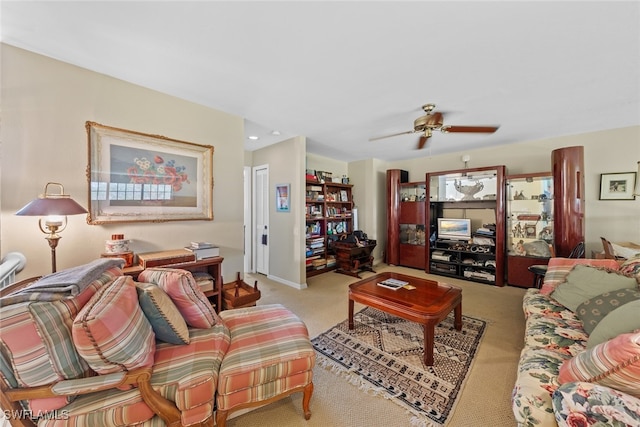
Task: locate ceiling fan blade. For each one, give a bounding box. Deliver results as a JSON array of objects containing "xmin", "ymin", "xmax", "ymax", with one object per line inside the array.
[
  {"xmin": 441, "ymin": 125, "xmax": 499, "ymax": 134},
  {"xmin": 417, "ymin": 134, "xmax": 430, "ymax": 149},
  {"xmin": 369, "ymin": 130, "xmax": 415, "ymax": 141}
]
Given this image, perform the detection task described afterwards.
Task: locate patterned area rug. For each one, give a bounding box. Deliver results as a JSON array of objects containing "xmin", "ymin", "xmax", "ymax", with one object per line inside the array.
[{"xmin": 311, "ymin": 307, "xmax": 486, "ymax": 427}]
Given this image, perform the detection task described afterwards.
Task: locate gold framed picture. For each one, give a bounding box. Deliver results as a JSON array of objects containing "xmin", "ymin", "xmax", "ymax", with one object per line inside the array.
[{"xmin": 86, "ymin": 121, "xmax": 214, "ymax": 224}]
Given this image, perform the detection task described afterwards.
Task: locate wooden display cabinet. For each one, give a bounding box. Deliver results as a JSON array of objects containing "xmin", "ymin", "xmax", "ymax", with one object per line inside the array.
[{"xmin": 386, "ymin": 170, "xmax": 426, "ymax": 269}]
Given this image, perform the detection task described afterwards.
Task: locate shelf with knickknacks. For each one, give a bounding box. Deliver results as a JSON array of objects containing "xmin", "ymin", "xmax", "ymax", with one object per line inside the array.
[
  {"xmin": 505, "ymin": 172, "xmax": 555, "ymax": 287},
  {"xmin": 100, "ymin": 233, "xmax": 135, "ymax": 267}
]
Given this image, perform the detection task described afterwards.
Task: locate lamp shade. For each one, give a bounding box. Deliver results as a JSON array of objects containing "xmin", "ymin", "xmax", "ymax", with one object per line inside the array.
[
  {"xmin": 16, "ymin": 197, "xmax": 87, "ymax": 216},
  {"xmin": 16, "ymin": 182, "xmax": 87, "ymax": 216}
]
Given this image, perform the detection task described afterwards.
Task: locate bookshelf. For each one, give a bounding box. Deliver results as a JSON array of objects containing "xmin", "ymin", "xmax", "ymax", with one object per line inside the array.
[{"xmin": 305, "ymin": 180, "xmax": 354, "ymax": 277}]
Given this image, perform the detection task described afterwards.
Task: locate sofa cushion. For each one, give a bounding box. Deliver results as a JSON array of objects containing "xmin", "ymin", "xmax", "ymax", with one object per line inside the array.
[
  {"xmin": 217, "ymin": 304, "xmax": 315, "ymax": 411},
  {"xmin": 36, "ymin": 386, "xmax": 156, "ymax": 427},
  {"xmin": 512, "ymin": 347, "xmax": 571, "ymax": 427},
  {"xmin": 540, "ymin": 258, "xmax": 621, "ymax": 295},
  {"xmin": 138, "ymin": 268, "xmax": 217, "ymax": 329},
  {"xmin": 136, "ymin": 282, "xmax": 190, "ymax": 345},
  {"xmin": 550, "ymin": 265, "xmax": 637, "ymax": 311},
  {"xmin": 558, "ymin": 330, "xmax": 640, "ymax": 399},
  {"xmin": 151, "ymin": 323, "xmax": 230, "ymax": 426},
  {"xmin": 73, "ymin": 276, "xmax": 155, "ymax": 374}
]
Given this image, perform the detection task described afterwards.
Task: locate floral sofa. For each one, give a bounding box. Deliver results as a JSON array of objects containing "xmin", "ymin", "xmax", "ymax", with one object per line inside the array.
[
  {"xmin": 512, "ymin": 257, "xmax": 640, "ymax": 426},
  {"xmin": 0, "ymin": 259, "xmax": 315, "ymax": 427}
]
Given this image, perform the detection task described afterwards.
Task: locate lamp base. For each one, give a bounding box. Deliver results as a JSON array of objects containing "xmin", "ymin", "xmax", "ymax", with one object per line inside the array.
[{"xmin": 45, "ymin": 235, "xmax": 60, "ymax": 273}]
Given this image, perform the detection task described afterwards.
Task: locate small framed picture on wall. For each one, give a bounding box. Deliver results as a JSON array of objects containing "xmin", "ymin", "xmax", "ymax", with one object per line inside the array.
[
  {"xmin": 276, "ymin": 183, "xmax": 290, "ymax": 212},
  {"xmin": 599, "ymin": 172, "xmax": 637, "ymax": 200}
]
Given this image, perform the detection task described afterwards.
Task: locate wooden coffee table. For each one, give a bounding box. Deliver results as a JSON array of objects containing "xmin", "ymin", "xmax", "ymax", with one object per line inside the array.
[{"xmin": 348, "ymin": 272, "xmax": 462, "ymax": 366}]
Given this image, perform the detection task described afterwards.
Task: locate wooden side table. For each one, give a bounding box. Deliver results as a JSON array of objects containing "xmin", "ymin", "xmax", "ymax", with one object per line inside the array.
[{"xmin": 123, "ymin": 256, "xmax": 224, "ymax": 312}]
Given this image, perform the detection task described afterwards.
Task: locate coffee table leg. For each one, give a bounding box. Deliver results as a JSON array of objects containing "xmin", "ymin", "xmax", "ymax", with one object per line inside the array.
[
  {"xmin": 348, "ymin": 298, "xmax": 355, "ymax": 330},
  {"xmin": 424, "ymin": 323, "xmax": 435, "ymax": 366},
  {"xmin": 454, "ymin": 302, "xmax": 462, "ymax": 331}
]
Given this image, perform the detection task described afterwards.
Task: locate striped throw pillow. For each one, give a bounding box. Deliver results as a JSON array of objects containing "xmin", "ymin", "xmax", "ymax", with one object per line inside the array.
[
  {"xmin": 558, "ymin": 330, "xmax": 640, "ymax": 398},
  {"xmin": 138, "ymin": 268, "xmax": 216, "ymax": 329},
  {"xmin": 72, "ymin": 276, "xmax": 155, "ymax": 374},
  {"xmin": 539, "ymin": 258, "xmax": 622, "ymax": 295}
]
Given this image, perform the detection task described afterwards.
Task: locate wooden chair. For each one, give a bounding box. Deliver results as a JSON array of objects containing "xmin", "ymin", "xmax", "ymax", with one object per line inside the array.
[{"xmin": 600, "ymin": 237, "xmax": 625, "ymax": 260}]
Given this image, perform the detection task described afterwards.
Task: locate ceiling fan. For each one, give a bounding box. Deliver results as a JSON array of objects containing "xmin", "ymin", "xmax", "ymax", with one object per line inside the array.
[{"xmin": 370, "ymin": 103, "xmax": 499, "ymax": 149}]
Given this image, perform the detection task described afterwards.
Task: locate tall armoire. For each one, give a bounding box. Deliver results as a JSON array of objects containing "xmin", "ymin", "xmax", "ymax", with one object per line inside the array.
[{"xmin": 552, "ymin": 146, "xmax": 585, "ymax": 257}]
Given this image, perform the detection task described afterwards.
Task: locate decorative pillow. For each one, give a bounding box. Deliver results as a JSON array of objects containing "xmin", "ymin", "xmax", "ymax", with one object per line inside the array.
[
  {"xmin": 558, "ymin": 330, "xmax": 640, "ymax": 398},
  {"xmin": 540, "ymin": 258, "xmax": 621, "ymax": 295},
  {"xmin": 72, "ymin": 276, "xmax": 155, "ymax": 374},
  {"xmin": 138, "ymin": 268, "xmax": 216, "ymax": 329},
  {"xmin": 575, "ymin": 288, "xmax": 640, "ymax": 335},
  {"xmin": 587, "ymin": 299, "xmax": 640, "ymax": 348},
  {"xmin": 550, "ymin": 265, "xmax": 637, "ymax": 311},
  {"xmin": 136, "ymin": 282, "xmax": 190, "ymax": 345},
  {"xmin": 619, "ymin": 255, "xmax": 640, "ymax": 278}
]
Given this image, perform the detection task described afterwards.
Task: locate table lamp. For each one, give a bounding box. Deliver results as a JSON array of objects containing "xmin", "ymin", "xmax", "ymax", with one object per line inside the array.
[{"xmin": 16, "ymin": 182, "xmax": 87, "ymax": 273}]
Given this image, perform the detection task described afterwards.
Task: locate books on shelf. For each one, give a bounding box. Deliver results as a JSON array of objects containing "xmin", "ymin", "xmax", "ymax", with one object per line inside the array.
[{"xmin": 377, "ymin": 278, "xmax": 409, "ymax": 290}]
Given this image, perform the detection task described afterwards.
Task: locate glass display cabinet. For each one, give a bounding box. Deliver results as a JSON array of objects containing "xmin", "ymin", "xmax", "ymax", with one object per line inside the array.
[
  {"xmin": 386, "ymin": 170, "xmax": 427, "ymax": 269},
  {"xmin": 426, "ymin": 165, "xmax": 506, "ymax": 286},
  {"xmin": 398, "ymin": 181, "xmax": 426, "ymax": 268},
  {"xmin": 506, "ymin": 172, "xmax": 554, "ymax": 287}
]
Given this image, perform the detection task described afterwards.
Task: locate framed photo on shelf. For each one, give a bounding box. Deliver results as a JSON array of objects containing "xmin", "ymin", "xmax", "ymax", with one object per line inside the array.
[
  {"xmin": 599, "ymin": 172, "xmax": 637, "ymax": 200},
  {"xmin": 86, "ymin": 121, "xmax": 214, "ymax": 224},
  {"xmin": 276, "ymin": 183, "xmax": 290, "ymax": 212}
]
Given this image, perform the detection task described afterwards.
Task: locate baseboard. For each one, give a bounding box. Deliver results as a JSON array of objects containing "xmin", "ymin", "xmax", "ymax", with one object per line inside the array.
[{"xmin": 266, "ymin": 274, "xmax": 308, "ymax": 290}]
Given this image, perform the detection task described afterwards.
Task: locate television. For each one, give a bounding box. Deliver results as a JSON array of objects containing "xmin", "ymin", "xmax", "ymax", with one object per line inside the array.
[{"xmin": 437, "ymin": 218, "xmax": 472, "ymax": 241}]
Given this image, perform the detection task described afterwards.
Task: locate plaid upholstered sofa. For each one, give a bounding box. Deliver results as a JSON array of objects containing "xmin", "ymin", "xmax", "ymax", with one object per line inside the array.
[
  {"xmin": 512, "ymin": 257, "xmax": 640, "ymax": 426},
  {"xmin": 0, "ymin": 259, "xmax": 315, "ymax": 427}
]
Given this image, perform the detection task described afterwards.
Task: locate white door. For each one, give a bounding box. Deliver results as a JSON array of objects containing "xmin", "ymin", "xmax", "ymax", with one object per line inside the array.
[
  {"xmin": 243, "ymin": 166, "xmax": 252, "ymax": 273},
  {"xmin": 253, "ymin": 165, "xmax": 269, "ymax": 275}
]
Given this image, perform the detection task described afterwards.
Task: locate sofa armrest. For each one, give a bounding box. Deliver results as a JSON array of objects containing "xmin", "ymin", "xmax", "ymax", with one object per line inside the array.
[
  {"xmin": 552, "ymin": 381, "xmax": 640, "ymax": 426},
  {"xmin": 6, "ymin": 371, "xmax": 128, "ymax": 400},
  {"xmin": 2, "ymin": 367, "xmax": 182, "ymax": 427}
]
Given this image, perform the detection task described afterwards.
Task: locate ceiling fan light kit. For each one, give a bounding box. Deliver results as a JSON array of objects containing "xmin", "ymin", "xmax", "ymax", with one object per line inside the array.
[{"xmin": 371, "ymin": 103, "xmax": 500, "ymax": 150}]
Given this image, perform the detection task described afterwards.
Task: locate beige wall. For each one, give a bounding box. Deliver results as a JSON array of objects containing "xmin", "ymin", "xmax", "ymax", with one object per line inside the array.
[
  {"xmin": 251, "ymin": 137, "xmax": 306, "ymax": 288},
  {"xmin": 1, "ymin": 45, "xmax": 246, "ymax": 280}
]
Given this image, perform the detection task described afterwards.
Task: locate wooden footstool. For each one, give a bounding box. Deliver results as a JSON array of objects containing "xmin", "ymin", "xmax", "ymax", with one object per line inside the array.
[{"xmin": 215, "ymin": 304, "xmax": 315, "ymax": 426}]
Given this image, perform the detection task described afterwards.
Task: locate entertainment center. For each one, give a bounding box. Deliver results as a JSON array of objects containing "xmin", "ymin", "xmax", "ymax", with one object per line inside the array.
[
  {"xmin": 385, "ymin": 146, "xmax": 585, "ymax": 288},
  {"xmin": 426, "ymin": 165, "xmax": 506, "ymax": 286}
]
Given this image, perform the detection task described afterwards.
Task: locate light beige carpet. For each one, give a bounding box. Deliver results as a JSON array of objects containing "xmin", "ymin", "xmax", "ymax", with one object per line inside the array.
[{"xmin": 224, "ymin": 264, "xmax": 526, "ymax": 426}]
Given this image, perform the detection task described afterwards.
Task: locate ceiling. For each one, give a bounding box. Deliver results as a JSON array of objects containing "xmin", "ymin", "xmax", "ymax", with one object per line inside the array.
[{"xmin": 2, "ymin": 1, "xmax": 639, "ymax": 162}]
